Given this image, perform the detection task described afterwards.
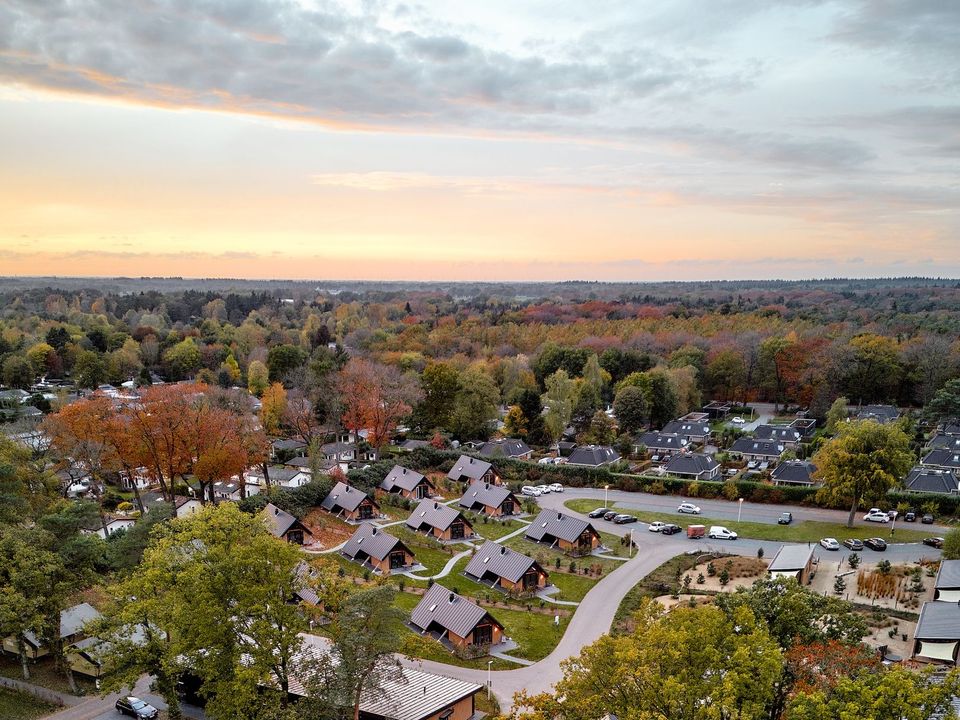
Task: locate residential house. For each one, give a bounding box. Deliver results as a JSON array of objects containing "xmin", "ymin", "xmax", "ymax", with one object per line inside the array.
[
  {"xmin": 940, "ymin": 423, "xmax": 960, "ymax": 437},
  {"xmin": 281, "ymin": 456, "xmax": 314, "ymax": 474},
  {"xmin": 3, "ymin": 602, "xmax": 101, "ymax": 660},
  {"xmin": 67, "ymin": 626, "xmax": 148, "ymax": 679},
  {"xmin": 409, "ymin": 583, "xmax": 504, "ymax": 652},
  {"xmin": 935, "ymin": 560, "xmax": 960, "ymax": 602},
  {"xmin": 321, "ymin": 441, "xmax": 357, "ymax": 466},
  {"xmin": 463, "ymin": 540, "xmax": 548, "ymax": 594},
  {"xmin": 406, "ymin": 499, "xmax": 475, "ymax": 542},
  {"xmin": 661, "ymin": 418, "xmax": 711, "ymax": 445},
  {"xmin": 245, "ymin": 465, "xmax": 311, "ymax": 491},
  {"xmin": 173, "ymin": 496, "xmax": 203, "ymax": 519},
  {"xmin": 927, "ymin": 434, "xmax": 960, "ymax": 452},
  {"xmin": 398, "ymin": 439, "xmax": 432, "ymax": 452},
  {"xmin": 729, "ymin": 438, "xmax": 786, "ymax": 464},
  {"xmin": 566, "ymin": 445, "xmax": 620, "ymax": 467},
  {"xmin": 271, "ymin": 437, "xmax": 307, "ymax": 460},
  {"xmin": 212, "ymin": 480, "xmax": 252, "ymax": 502},
  {"xmin": 788, "ymin": 417, "xmax": 817, "ymax": 438},
  {"xmin": 912, "ymin": 601, "xmax": 960, "ymax": 666},
  {"xmin": 378, "ymin": 465, "xmax": 436, "ymax": 501},
  {"xmin": 921, "ymin": 449, "xmax": 960, "ymax": 473},
  {"xmin": 478, "ymin": 438, "xmax": 533, "ymax": 460},
  {"xmin": 292, "ymin": 561, "xmax": 320, "ymax": 607},
  {"xmin": 904, "ymin": 466, "xmax": 960, "ymax": 494},
  {"xmin": 447, "ymin": 455, "xmax": 500, "ymax": 485},
  {"xmin": 555, "ymin": 440, "xmax": 577, "ymax": 457},
  {"xmin": 752, "ymin": 424, "xmax": 802, "ymax": 447},
  {"xmin": 94, "ymin": 518, "xmax": 136, "ymax": 539},
  {"xmin": 525, "ymin": 510, "xmax": 601, "ymax": 556},
  {"xmin": 636, "ymin": 432, "xmax": 688, "ymax": 457},
  {"xmin": 119, "ymin": 466, "xmax": 152, "ymax": 491},
  {"xmin": 458, "ymin": 482, "xmax": 520, "ymax": 517},
  {"xmin": 857, "ymin": 404, "xmax": 900, "ymax": 424},
  {"xmin": 261, "ymin": 503, "xmax": 313, "ymax": 545},
  {"xmin": 320, "ymin": 482, "xmax": 381, "ymax": 522},
  {"xmin": 771, "ymin": 460, "xmax": 819, "ymax": 487},
  {"xmin": 768, "ymin": 545, "xmax": 815, "ymax": 585},
  {"xmin": 340, "ymin": 524, "xmax": 416, "ymax": 575},
  {"xmin": 702, "ymin": 400, "xmax": 732, "ymax": 418},
  {"xmin": 664, "ymin": 453, "xmax": 721, "ymax": 481}
]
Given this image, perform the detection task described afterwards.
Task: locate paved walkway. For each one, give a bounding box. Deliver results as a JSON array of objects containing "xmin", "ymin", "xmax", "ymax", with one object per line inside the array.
[
  {"xmin": 398, "ymin": 548, "xmax": 474, "ymax": 580},
  {"xmin": 535, "ymin": 586, "xmax": 579, "ymax": 606},
  {"xmin": 491, "ymin": 522, "xmax": 531, "ymax": 544}
]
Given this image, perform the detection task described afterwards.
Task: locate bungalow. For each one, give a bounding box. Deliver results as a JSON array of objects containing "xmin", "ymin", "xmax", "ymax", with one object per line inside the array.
[
  {"xmin": 526, "ymin": 509, "xmax": 601, "ymax": 556},
  {"xmin": 921, "ymin": 449, "xmax": 960, "ymax": 472},
  {"xmin": 320, "ymin": 482, "xmax": 381, "ymax": 522},
  {"xmin": 636, "ymin": 432, "xmax": 688, "ymax": 456},
  {"xmin": 293, "ymin": 561, "xmax": 321, "ymax": 607},
  {"xmin": 245, "ymin": 465, "xmax": 312, "ymax": 491},
  {"xmin": 94, "ymin": 518, "xmax": 136, "ymax": 539},
  {"xmin": 378, "ymin": 465, "xmax": 435, "ymax": 501},
  {"xmin": 340, "ymin": 524, "xmax": 416, "ymax": 575},
  {"xmin": 406, "ymin": 499, "xmax": 475, "ymax": 541},
  {"xmin": 3, "ymin": 602, "xmax": 101, "ymax": 660},
  {"xmin": 281, "ymin": 456, "xmax": 314, "ymax": 473},
  {"xmin": 262, "ymin": 502, "xmax": 313, "ymax": 545},
  {"xmin": 212, "ymin": 480, "xmax": 254, "ymax": 502},
  {"xmin": 752, "ymin": 424, "xmax": 802, "ymax": 447},
  {"xmin": 119, "ymin": 467, "xmax": 152, "ymax": 491},
  {"xmin": 566, "ymin": 445, "xmax": 620, "ymax": 467},
  {"xmin": 271, "ymin": 437, "xmax": 307, "ymax": 460},
  {"xmin": 912, "ymin": 601, "xmax": 960, "ymax": 666},
  {"xmin": 926, "ymin": 434, "xmax": 960, "ymax": 452},
  {"xmin": 464, "ymin": 540, "xmax": 548, "ymax": 594},
  {"xmin": 173, "ymin": 496, "xmax": 203, "ymax": 519},
  {"xmin": 767, "ymin": 545, "xmax": 815, "ymax": 585},
  {"xmin": 661, "ymin": 419, "xmax": 711, "ymax": 445},
  {"xmin": 941, "ymin": 423, "xmax": 960, "ymax": 437},
  {"xmin": 664, "ymin": 453, "xmax": 721, "ymax": 481},
  {"xmin": 447, "ymin": 455, "xmax": 501, "ymax": 485},
  {"xmin": 935, "ymin": 560, "xmax": 960, "ymax": 602},
  {"xmin": 904, "ymin": 466, "xmax": 960, "ymax": 494},
  {"xmin": 771, "ymin": 460, "xmax": 818, "ymax": 487},
  {"xmin": 857, "ymin": 404, "xmax": 900, "ymax": 424},
  {"xmin": 729, "ymin": 437, "xmax": 786, "ymax": 463},
  {"xmin": 398, "ymin": 438, "xmax": 432, "ymax": 452},
  {"xmin": 410, "ymin": 583, "xmax": 504, "ymax": 652},
  {"xmin": 67, "ymin": 626, "xmax": 147, "ymax": 679},
  {"xmin": 321, "ymin": 441, "xmax": 357, "ymax": 465},
  {"xmin": 788, "ymin": 417, "xmax": 817, "ymax": 439},
  {"xmin": 458, "ymin": 482, "xmax": 520, "ymax": 517},
  {"xmin": 478, "ymin": 438, "xmax": 533, "ymax": 460}
]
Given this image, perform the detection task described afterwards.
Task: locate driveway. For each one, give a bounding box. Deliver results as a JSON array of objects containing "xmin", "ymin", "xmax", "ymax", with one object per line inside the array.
[{"xmin": 41, "ymin": 676, "xmax": 206, "ymax": 720}]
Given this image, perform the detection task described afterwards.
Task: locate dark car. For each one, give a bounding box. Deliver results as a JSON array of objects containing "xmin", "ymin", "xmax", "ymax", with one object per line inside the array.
[
  {"xmin": 843, "ymin": 538, "xmax": 864, "ymax": 551},
  {"xmin": 923, "ymin": 537, "xmax": 945, "ymax": 549},
  {"xmin": 661, "ymin": 524, "xmax": 682, "ymax": 535},
  {"xmin": 922, "ymin": 514, "xmax": 935, "ymax": 524},
  {"xmin": 864, "ymin": 537, "xmax": 887, "ymax": 551},
  {"xmin": 116, "ymin": 697, "xmax": 159, "ymax": 719},
  {"xmin": 904, "ymin": 511, "xmax": 917, "ymax": 522},
  {"xmin": 603, "ymin": 511, "xmax": 619, "ymax": 521},
  {"xmin": 777, "ymin": 512, "xmax": 793, "ymax": 525},
  {"xmin": 614, "ymin": 514, "xmax": 638, "ymax": 524},
  {"xmin": 588, "ymin": 507, "xmax": 610, "ymax": 518}
]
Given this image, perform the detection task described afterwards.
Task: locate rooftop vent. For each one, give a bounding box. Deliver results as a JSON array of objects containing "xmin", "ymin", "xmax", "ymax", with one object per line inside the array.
[
  {"xmin": 448, "ymin": 592, "xmax": 456, "ymax": 603},
  {"xmin": 500, "ymin": 546, "xmax": 506, "ymax": 555}
]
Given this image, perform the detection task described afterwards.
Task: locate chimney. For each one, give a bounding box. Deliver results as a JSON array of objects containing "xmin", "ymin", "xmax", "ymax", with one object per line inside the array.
[
  {"xmin": 371, "ymin": 526, "xmax": 378, "ymax": 535},
  {"xmin": 274, "ymin": 507, "xmax": 279, "ymax": 515},
  {"xmin": 448, "ymin": 592, "xmax": 455, "ymax": 603},
  {"xmin": 484, "ymin": 482, "xmax": 489, "ymax": 490},
  {"xmin": 402, "ymin": 468, "xmax": 406, "ymax": 474},
  {"xmin": 500, "ymin": 546, "xmax": 506, "ymax": 555},
  {"xmin": 433, "ymin": 502, "xmax": 439, "ymax": 510}
]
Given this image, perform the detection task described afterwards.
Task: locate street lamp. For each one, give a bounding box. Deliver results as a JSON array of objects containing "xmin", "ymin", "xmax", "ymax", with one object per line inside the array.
[
  {"xmin": 890, "ymin": 511, "xmax": 897, "ymax": 537},
  {"xmin": 487, "ymin": 660, "xmax": 493, "ymax": 699},
  {"xmin": 628, "ymin": 528, "xmax": 633, "ymax": 558},
  {"xmin": 737, "ymin": 498, "xmax": 744, "ymax": 523},
  {"xmin": 605, "ymin": 484, "xmax": 609, "ymax": 507}
]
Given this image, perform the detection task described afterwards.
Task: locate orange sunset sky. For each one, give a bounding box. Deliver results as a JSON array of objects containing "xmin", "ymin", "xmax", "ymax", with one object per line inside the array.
[{"xmin": 1, "ymin": 0, "xmax": 957, "ymax": 281}]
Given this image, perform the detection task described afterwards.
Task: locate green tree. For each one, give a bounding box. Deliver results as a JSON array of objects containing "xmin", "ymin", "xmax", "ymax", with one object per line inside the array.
[
  {"xmin": 705, "ymin": 348, "xmax": 746, "ymax": 401},
  {"xmin": 163, "ymin": 338, "xmax": 202, "ymax": 380},
  {"xmin": 2, "ymin": 354, "xmax": 35, "ymax": 389},
  {"xmin": 582, "ymin": 410, "xmax": 616, "ymax": 445},
  {"xmin": 26, "ymin": 342, "xmax": 56, "ymax": 377},
  {"xmin": 449, "ymin": 367, "xmax": 499, "ymax": 440},
  {"xmin": 613, "ymin": 385, "xmax": 649, "ymax": 435},
  {"xmin": 73, "ymin": 349, "xmax": 107, "ymax": 389},
  {"xmin": 0, "ymin": 436, "xmax": 58, "ymax": 523},
  {"xmin": 247, "ymin": 360, "xmax": 270, "ymax": 397},
  {"xmin": 812, "ymin": 420, "xmax": 913, "ymax": 526},
  {"xmin": 542, "ymin": 369, "xmax": 576, "ymax": 443},
  {"xmin": 926, "ymin": 378, "xmax": 960, "ymax": 426},
  {"xmin": 824, "ymin": 396, "xmax": 849, "ymax": 433},
  {"xmin": 943, "ymin": 528, "xmax": 960, "ymax": 560},
  {"xmin": 844, "ymin": 334, "xmax": 902, "ymax": 404},
  {"xmin": 414, "ymin": 361, "xmax": 460, "ymax": 431},
  {"xmin": 503, "ymin": 404, "xmax": 528, "ymax": 437},
  {"xmin": 647, "ymin": 370, "xmax": 678, "ymax": 428},
  {"xmin": 759, "ymin": 336, "xmax": 795, "ymax": 412},
  {"xmin": 267, "ymin": 344, "xmax": 307, "ymax": 384},
  {"xmin": 580, "ymin": 354, "xmax": 610, "ymax": 400}
]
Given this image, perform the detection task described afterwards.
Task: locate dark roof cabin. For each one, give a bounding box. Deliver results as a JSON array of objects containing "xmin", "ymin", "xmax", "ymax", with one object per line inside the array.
[
  {"xmin": 320, "ymin": 481, "xmax": 381, "ymax": 521},
  {"xmin": 262, "ymin": 502, "xmax": 313, "ymax": 545},
  {"xmin": 378, "ymin": 465, "xmax": 435, "ymax": 500},
  {"xmin": 406, "ymin": 499, "xmax": 475, "ymax": 541},
  {"xmin": 458, "ymin": 482, "xmax": 520, "ymax": 517},
  {"xmin": 525, "ymin": 509, "xmax": 601, "ymax": 556},
  {"xmin": 340, "ymin": 523, "xmax": 416, "ymax": 575},
  {"xmin": 447, "ymin": 455, "xmax": 499, "ymax": 485},
  {"xmin": 409, "ymin": 583, "xmax": 504, "ymax": 651},
  {"xmin": 464, "ymin": 540, "xmax": 547, "ymax": 593}
]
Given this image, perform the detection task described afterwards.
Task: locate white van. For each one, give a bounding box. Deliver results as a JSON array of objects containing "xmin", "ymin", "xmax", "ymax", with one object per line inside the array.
[{"xmin": 708, "ymin": 526, "xmax": 738, "ymax": 540}]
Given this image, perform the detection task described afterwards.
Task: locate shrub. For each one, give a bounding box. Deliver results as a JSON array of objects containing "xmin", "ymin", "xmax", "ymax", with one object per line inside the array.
[
  {"xmin": 757, "ymin": 547, "xmax": 764, "ymax": 559},
  {"xmin": 719, "ymin": 568, "xmax": 730, "ymax": 586},
  {"xmin": 848, "ymin": 553, "xmax": 860, "ymax": 569},
  {"xmin": 697, "ymin": 573, "xmax": 705, "ymax": 584},
  {"xmin": 707, "ymin": 561, "xmax": 717, "ymax": 577}
]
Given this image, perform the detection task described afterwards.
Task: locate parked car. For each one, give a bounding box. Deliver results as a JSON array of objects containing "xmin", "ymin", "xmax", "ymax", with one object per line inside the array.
[
  {"xmin": 843, "ymin": 538, "xmax": 864, "ymax": 551},
  {"xmin": 588, "ymin": 507, "xmax": 610, "ymax": 518},
  {"xmin": 864, "ymin": 537, "xmax": 888, "ymax": 551},
  {"xmin": 537, "ymin": 457, "xmax": 554, "ymax": 465},
  {"xmin": 923, "ymin": 537, "xmax": 945, "ymax": 548},
  {"xmin": 677, "ymin": 502, "xmax": 701, "ymax": 514},
  {"xmin": 661, "ymin": 523, "xmax": 683, "ymax": 535},
  {"xmin": 922, "ymin": 514, "xmax": 935, "ymax": 524},
  {"xmin": 731, "ymin": 416, "xmax": 745, "ymax": 424},
  {"xmin": 726, "ymin": 468, "xmax": 738, "ymax": 476},
  {"xmin": 648, "ymin": 521, "xmax": 667, "ymax": 533},
  {"xmin": 603, "ymin": 511, "xmax": 619, "ymax": 521},
  {"xmin": 777, "ymin": 512, "xmax": 793, "ymax": 525},
  {"xmin": 521, "ymin": 486, "xmax": 541, "ymax": 497},
  {"xmin": 863, "ymin": 510, "xmax": 890, "ymax": 523},
  {"xmin": 614, "ymin": 514, "xmax": 638, "ymax": 524},
  {"xmin": 819, "ymin": 537, "xmax": 840, "ymax": 551},
  {"xmin": 116, "ymin": 697, "xmax": 159, "ymax": 719},
  {"xmin": 536, "ymin": 484, "xmax": 552, "ymax": 494},
  {"xmin": 548, "ymin": 483, "xmax": 564, "ymax": 493},
  {"xmin": 887, "ymin": 509, "xmax": 898, "ymax": 520},
  {"xmin": 708, "ymin": 526, "xmax": 738, "ymax": 540},
  {"xmin": 904, "ymin": 511, "xmax": 917, "ymax": 522}
]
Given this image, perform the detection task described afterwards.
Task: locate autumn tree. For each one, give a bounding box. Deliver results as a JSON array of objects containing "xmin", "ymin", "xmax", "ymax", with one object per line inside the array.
[
  {"xmin": 503, "ymin": 405, "xmax": 528, "ymax": 437},
  {"xmin": 759, "ymin": 336, "xmax": 796, "ymax": 411},
  {"xmin": 247, "ymin": 359, "xmax": 269, "ymax": 397},
  {"xmin": 812, "ymin": 420, "xmax": 913, "ymax": 526},
  {"xmin": 844, "ymin": 334, "xmax": 902, "ymax": 404},
  {"xmin": 337, "ymin": 358, "xmax": 422, "ymax": 448},
  {"xmin": 705, "ymin": 348, "xmax": 746, "ymax": 401},
  {"xmin": 260, "ymin": 383, "xmax": 288, "ymax": 435}
]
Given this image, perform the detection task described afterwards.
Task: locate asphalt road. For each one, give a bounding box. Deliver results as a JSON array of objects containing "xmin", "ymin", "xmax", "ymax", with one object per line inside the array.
[{"xmin": 42, "ymin": 677, "xmax": 205, "ymax": 720}]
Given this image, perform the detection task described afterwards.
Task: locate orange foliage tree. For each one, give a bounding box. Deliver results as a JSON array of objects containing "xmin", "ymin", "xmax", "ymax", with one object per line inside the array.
[{"xmin": 336, "ymin": 358, "xmax": 422, "ymax": 449}]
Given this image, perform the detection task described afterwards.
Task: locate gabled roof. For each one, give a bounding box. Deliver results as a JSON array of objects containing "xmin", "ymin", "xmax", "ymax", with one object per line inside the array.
[
  {"xmin": 321, "ymin": 441, "xmax": 356, "ymax": 456},
  {"xmin": 936, "ymin": 560, "xmax": 960, "ymax": 590},
  {"xmin": 928, "ymin": 434, "xmax": 960, "ymax": 452},
  {"xmin": 664, "ymin": 453, "xmax": 719, "ymax": 476},
  {"xmin": 380, "ymin": 465, "xmax": 430, "ymax": 493},
  {"xmin": 478, "ymin": 438, "xmax": 531, "ymax": 458},
  {"xmin": 251, "ymin": 465, "xmax": 306, "ymax": 484},
  {"xmin": 857, "ymin": 404, "xmax": 900, "ymax": 423},
  {"xmin": 410, "ymin": 583, "xmax": 498, "ymax": 639},
  {"xmin": 566, "ymin": 445, "xmax": 620, "ymax": 466},
  {"xmin": 283, "ymin": 456, "xmax": 313, "ymax": 469},
  {"xmin": 406, "ymin": 499, "xmax": 470, "ymax": 532},
  {"xmin": 753, "ymin": 425, "xmax": 802, "ymax": 443},
  {"xmin": 905, "ymin": 466, "xmax": 960, "ymax": 494},
  {"xmin": 464, "ymin": 540, "xmax": 541, "ymax": 584},
  {"xmin": 341, "ymin": 523, "xmax": 407, "ymax": 562},
  {"xmin": 526, "ymin": 509, "xmax": 597, "ymax": 544},
  {"xmin": 638, "ymin": 432, "xmax": 687, "ymax": 451},
  {"xmin": 729, "ymin": 437, "xmax": 785, "ymax": 457},
  {"xmin": 23, "ymin": 603, "xmax": 101, "ymax": 647},
  {"xmin": 661, "ymin": 420, "xmax": 710, "ymax": 437},
  {"xmin": 458, "ymin": 482, "xmax": 516, "ymax": 510},
  {"xmin": 173, "ymin": 495, "xmax": 200, "ymax": 510},
  {"xmin": 922, "ymin": 449, "xmax": 960, "ymax": 470},
  {"xmin": 915, "ymin": 601, "xmax": 960, "ymax": 640},
  {"xmin": 294, "ymin": 561, "xmax": 320, "ymax": 606},
  {"xmin": 447, "ymin": 455, "xmax": 493, "ymax": 481},
  {"xmin": 262, "ymin": 503, "xmax": 300, "ymax": 538},
  {"xmin": 771, "ymin": 460, "xmax": 817, "ymax": 484},
  {"xmin": 321, "ymin": 482, "xmax": 376, "ymax": 513},
  {"xmin": 941, "ymin": 424, "xmax": 960, "ymax": 437},
  {"xmin": 399, "ymin": 439, "xmax": 431, "ymax": 451}
]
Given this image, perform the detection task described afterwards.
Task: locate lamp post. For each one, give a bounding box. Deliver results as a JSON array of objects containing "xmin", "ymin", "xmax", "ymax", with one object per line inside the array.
[
  {"xmin": 605, "ymin": 484, "xmax": 609, "ymax": 507},
  {"xmin": 738, "ymin": 498, "xmax": 744, "ymax": 523},
  {"xmin": 487, "ymin": 660, "xmax": 493, "ymax": 699},
  {"xmin": 890, "ymin": 511, "xmax": 897, "ymax": 537},
  {"xmin": 628, "ymin": 528, "xmax": 633, "ymax": 558}
]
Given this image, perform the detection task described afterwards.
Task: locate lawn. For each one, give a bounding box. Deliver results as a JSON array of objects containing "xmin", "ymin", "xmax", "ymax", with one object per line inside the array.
[
  {"xmin": 502, "ymin": 535, "xmax": 623, "ymax": 578},
  {"xmin": 547, "ymin": 570, "xmax": 597, "ymax": 603},
  {"xmin": 392, "ymin": 527, "xmax": 466, "ymax": 575},
  {"xmin": 0, "ymin": 687, "xmax": 57, "ymax": 720},
  {"xmin": 563, "ymin": 499, "xmax": 934, "ymax": 544},
  {"xmin": 0, "ymin": 655, "xmax": 95, "ymax": 696},
  {"xmin": 465, "ymin": 514, "xmax": 527, "ymax": 541}
]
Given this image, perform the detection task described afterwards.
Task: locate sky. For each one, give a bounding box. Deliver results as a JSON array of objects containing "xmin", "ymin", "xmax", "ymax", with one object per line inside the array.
[{"xmin": 0, "ymin": 0, "xmax": 958, "ymax": 282}]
